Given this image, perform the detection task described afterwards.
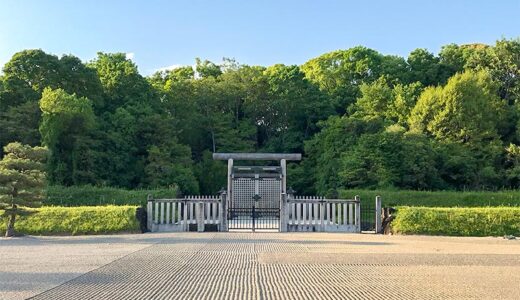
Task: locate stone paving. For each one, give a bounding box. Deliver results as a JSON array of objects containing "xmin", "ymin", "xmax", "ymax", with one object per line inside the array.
[{"xmin": 1, "ymin": 232, "xmax": 520, "ymax": 299}]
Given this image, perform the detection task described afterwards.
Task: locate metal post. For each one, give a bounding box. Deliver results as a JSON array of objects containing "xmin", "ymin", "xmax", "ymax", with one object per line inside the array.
[
  {"xmin": 147, "ymin": 194, "xmax": 153, "ymax": 232},
  {"xmin": 355, "ymin": 195, "xmax": 361, "ymax": 233},
  {"xmin": 227, "ymin": 158, "xmax": 233, "ymax": 218},
  {"xmin": 280, "ymin": 159, "xmax": 287, "ymax": 194},
  {"xmin": 375, "ymin": 195, "xmax": 382, "ymax": 234},
  {"xmin": 252, "ymin": 204, "xmax": 256, "ymax": 232},
  {"xmin": 280, "ymin": 159, "xmax": 287, "ymax": 232}
]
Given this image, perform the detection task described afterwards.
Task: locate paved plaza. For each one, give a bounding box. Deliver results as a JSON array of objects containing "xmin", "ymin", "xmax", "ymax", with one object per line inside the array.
[{"xmin": 1, "ymin": 232, "xmax": 520, "ymax": 299}]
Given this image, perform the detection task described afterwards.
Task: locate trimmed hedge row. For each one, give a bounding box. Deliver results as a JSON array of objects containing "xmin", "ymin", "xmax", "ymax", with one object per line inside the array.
[
  {"xmin": 45, "ymin": 185, "xmax": 178, "ymax": 206},
  {"xmin": 45, "ymin": 186, "xmax": 520, "ymax": 208},
  {"xmin": 0, "ymin": 206, "xmax": 140, "ymax": 236},
  {"xmin": 392, "ymin": 206, "xmax": 520, "ymax": 236},
  {"xmin": 340, "ymin": 189, "xmax": 520, "ymax": 207}
]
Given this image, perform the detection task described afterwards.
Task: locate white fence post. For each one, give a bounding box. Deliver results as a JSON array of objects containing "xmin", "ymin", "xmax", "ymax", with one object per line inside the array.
[
  {"xmin": 147, "ymin": 194, "xmax": 153, "ymax": 231},
  {"xmin": 320, "ymin": 199, "xmax": 325, "ymax": 232},
  {"xmin": 375, "ymin": 195, "xmax": 382, "ymax": 234},
  {"xmin": 280, "ymin": 193, "xmax": 287, "ymax": 232},
  {"xmin": 183, "ymin": 199, "xmax": 189, "ymax": 231},
  {"xmin": 197, "ymin": 201, "xmax": 204, "ymax": 232}
]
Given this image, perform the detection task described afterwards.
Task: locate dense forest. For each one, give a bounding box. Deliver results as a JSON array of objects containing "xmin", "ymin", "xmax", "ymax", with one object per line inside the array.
[{"xmin": 1, "ymin": 38, "xmax": 519, "ymax": 195}]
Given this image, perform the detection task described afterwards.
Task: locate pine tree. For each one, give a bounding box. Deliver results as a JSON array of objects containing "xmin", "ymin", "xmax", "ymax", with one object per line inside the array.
[{"xmin": 0, "ymin": 142, "xmax": 47, "ymax": 237}]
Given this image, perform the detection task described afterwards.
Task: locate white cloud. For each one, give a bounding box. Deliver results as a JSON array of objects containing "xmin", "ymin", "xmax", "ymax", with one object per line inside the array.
[
  {"xmin": 154, "ymin": 64, "xmax": 183, "ymax": 73},
  {"xmin": 125, "ymin": 52, "xmax": 135, "ymax": 60}
]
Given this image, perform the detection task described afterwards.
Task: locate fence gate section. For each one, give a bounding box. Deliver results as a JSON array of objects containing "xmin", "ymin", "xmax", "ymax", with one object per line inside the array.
[
  {"xmin": 228, "ymin": 167, "xmax": 281, "ymax": 231},
  {"xmin": 146, "ymin": 153, "xmax": 381, "ymax": 234}
]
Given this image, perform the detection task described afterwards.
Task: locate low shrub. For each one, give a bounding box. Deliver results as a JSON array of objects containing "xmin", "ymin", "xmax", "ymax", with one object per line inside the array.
[
  {"xmin": 392, "ymin": 206, "xmax": 520, "ymax": 236},
  {"xmin": 45, "ymin": 185, "xmax": 179, "ymax": 206},
  {"xmin": 0, "ymin": 206, "xmax": 140, "ymax": 236},
  {"xmin": 339, "ymin": 189, "xmax": 520, "ymax": 207}
]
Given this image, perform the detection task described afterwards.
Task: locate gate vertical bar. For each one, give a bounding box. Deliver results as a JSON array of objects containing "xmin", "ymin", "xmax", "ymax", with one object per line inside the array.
[
  {"xmin": 375, "ymin": 195, "xmax": 382, "ymax": 234},
  {"xmin": 280, "ymin": 159, "xmax": 287, "ymax": 232},
  {"xmin": 253, "ymin": 174, "xmax": 259, "ymax": 232},
  {"xmin": 227, "ymin": 158, "xmax": 233, "ymax": 230}
]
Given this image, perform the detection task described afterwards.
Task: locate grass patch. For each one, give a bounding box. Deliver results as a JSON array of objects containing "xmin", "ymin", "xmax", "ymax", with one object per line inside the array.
[
  {"xmin": 340, "ymin": 189, "xmax": 520, "ymax": 207},
  {"xmin": 44, "ymin": 185, "xmax": 178, "ymax": 206},
  {"xmin": 392, "ymin": 206, "xmax": 520, "ymax": 236},
  {"xmin": 0, "ymin": 206, "xmax": 140, "ymax": 236}
]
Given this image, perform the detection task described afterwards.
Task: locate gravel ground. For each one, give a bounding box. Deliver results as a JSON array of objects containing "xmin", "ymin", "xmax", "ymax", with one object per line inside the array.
[{"xmin": 1, "ymin": 232, "xmax": 519, "ymax": 299}]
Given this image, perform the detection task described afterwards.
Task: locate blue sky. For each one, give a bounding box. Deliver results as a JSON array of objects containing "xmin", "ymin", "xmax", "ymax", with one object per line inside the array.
[{"xmin": 1, "ymin": 0, "xmax": 519, "ymax": 75}]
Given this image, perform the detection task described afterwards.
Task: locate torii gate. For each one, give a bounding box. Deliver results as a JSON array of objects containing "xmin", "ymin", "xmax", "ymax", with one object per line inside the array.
[{"xmin": 213, "ymin": 153, "xmax": 301, "ymax": 231}]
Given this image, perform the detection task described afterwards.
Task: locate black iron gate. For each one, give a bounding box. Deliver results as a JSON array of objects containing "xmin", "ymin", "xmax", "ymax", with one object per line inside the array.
[
  {"xmin": 228, "ymin": 177, "xmax": 280, "ymax": 231},
  {"xmin": 360, "ymin": 200, "xmax": 376, "ymax": 231}
]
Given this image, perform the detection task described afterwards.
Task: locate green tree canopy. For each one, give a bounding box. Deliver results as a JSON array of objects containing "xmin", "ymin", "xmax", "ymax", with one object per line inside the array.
[
  {"xmin": 39, "ymin": 88, "xmax": 96, "ymax": 185},
  {"xmin": 409, "ymin": 70, "xmax": 505, "ymax": 144}
]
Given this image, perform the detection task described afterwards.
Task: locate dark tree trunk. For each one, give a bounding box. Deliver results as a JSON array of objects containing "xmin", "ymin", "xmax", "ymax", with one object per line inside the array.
[{"xmin": 5, "ymin": 213, "xmax": 16, "ymax": 237}]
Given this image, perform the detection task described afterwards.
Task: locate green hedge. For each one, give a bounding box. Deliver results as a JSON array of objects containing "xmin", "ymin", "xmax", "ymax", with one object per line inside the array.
[
  {"xmin": 0, "ymin": 206, "xmax": 140, "ymax": 236},
  {"xmin": 340, "ymin": 189, "xmax": 520, "ymax": 207},
  {"xmin": 392, "ymin": 206, "xmax": 520, "ymax": 236},
  {"xmin": 45, "ymin": 185, "xmax": 178, "ymax": 206}
]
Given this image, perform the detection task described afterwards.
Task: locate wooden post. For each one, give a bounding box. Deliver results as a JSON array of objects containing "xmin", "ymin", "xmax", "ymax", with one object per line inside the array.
[
  {"xmin": 375, "ymin": 195, "xmax": 382, "ymax": 234},
  {"xmin": 183, "ymin": 199, "xmax": 188, "ymax": 231},
  {"xmin": 355, "ymin": 195, "xmax": 361, "ymax": 233},
  {"xmin": 197, "ymin": 201, "xmax": 204, "ymax": 232},
  {"xmin": 160, "ymin": 202, "xmax": 165, "ymax": 224},
  {"xmin": 147, "ymin": 194, "xmax": 153, "ymax": 232},
  {"xmin": 320, "ymin": 199, "xmax": 325, "ymax": 232}
]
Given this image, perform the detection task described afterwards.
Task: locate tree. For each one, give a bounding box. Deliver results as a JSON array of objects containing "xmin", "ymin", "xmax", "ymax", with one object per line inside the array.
[
  {"xmin": 302, "ymin": 47, "xmax": 384, "ymax": 113},
  {"xmin": 194, "ymin": 150, "xmax": 226, "ymax": 195},
  {"xmin": 0, "ymin": 50, "xmax": 104, "ymax": 155},
  {"xmin": 39, "ymin": 88, "xmax": 96, "ymax": 185},
  {"xmin": 339, "ymin": 127, "xmax": 441, "ymax": 189},
  {"xmin": 0, "ymin": 142, "xmax": 47, "ymax": 237},
  {"xmin": 407, "ymin": 48, "xmax": 442, "ymax": 86},
  {"xmin": 195, "ymin": 58, "xmax": 222, "ymax": 78},
  {"xmin": 505, "ymin": 143, "xmax": 520, "ymax": 187},
  {"xmin": 304, "ymin": 116, "xmax": 384, "ymax": 194},
  {"xmin": 302, "ymin": 46, "xmax": 410, "ymax": 114},
  {"xmin": 409, "ymin": 70, "xmax": 505, "ymax": 145},
  {"xmin": 258, "ymin": 64, "xmax": 332, "ymax": 152},
  {"xmin": 352, "ymin": 77, "xmax": 422, "ymax": 126},
  {"xmin": 0, "ymin": 101, "xmax": 41, "ymax": 149},
  {"xmin": 89, "ymin": 52, "xmax": 169, "ymax": 187},
  {"xmin": 144, "ymin": 143, "xmax": 199, "ymax": 194},
  {"xmin": 352, "ymin": 77, "xmax": 393, "ymax": 121}
]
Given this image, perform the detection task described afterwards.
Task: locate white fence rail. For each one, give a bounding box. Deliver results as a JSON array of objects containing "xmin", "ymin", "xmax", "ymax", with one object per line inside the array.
[
  {"xmin": 283, "ymin": 195, "xmax": 361, "ymax": 233},
  {"xmin": 147, "ymin": 195, "xmax": 224, "ymax": 232}
]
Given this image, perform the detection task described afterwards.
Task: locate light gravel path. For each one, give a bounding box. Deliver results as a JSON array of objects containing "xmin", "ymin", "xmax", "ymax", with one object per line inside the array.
[{"xmin": 1, "ymin": 232, "xmax": 519, "ymax": 299}]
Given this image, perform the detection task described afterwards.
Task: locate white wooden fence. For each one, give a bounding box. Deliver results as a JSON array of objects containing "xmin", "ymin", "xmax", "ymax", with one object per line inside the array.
[
  {"xmin": 147, "ymin": 195, "xmax": 224, "ymax": 232},
  {"xmin": 282, "ymin": 195, "xmax": 361, "ymax": 233},
  {"xmin": 147, "ymin": 193, "xmax": 371, "ymax": 233}
]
